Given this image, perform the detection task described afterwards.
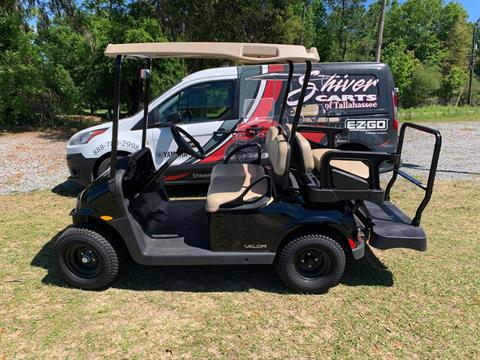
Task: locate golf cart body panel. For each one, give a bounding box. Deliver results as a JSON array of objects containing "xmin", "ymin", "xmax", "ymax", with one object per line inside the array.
[{"xmin": 57, "ymin": 42, "xmax": 441, "ymax": 293}]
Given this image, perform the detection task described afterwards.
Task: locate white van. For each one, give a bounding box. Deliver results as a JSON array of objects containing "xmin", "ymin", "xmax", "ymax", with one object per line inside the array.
[{"xmin": 67, "ymin": 63, "xmax": 398, "ymax": 185}]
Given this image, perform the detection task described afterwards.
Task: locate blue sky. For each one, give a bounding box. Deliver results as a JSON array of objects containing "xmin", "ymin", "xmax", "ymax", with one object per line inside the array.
[{"xmin": 453, "ymin": 0, "xmax": 480, "ymax": 21}]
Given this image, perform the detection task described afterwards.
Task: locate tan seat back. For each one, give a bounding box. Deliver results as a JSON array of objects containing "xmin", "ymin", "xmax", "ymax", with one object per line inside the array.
[
  {"xmin": 265, "ymin": 126, "xmax": 279, "ymax": 147},
  {"xmin": 266, "ymin": 126, "xmax": 288, "ymax": 176},
  {"xmin": 295, "ymin": 132, "xmax": 314, "ymax": 172}
]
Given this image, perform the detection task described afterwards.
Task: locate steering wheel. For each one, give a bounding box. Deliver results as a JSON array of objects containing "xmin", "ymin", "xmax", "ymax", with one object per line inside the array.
[{"xmin": 170, "ymin": 125, "xmax": 206, "ymax": 159}]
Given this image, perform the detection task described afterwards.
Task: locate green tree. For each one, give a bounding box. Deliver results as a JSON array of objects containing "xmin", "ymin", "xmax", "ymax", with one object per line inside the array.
[
  {"xmin": 0, "ymin": 3, "xmax": 78, "ymax": 125},
  {"xmin": 403, "ymin": 65, "xmax": 442, "ymax": 107},
  {"xmin": 322, "ymin": 0, "xmax": 368, "ymax": 61},
  {"xmin": 440, "ymin": 66, "xmax": 467, "ymax": 105},
  {"xmin": 381, "ymin": 41, "xmax": 416, "ymax": 98}
]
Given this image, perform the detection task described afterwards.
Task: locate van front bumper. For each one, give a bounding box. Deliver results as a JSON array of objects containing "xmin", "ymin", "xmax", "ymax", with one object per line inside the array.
[{"xmin": 66, "ymin": 153, "xmax": 96, "ymax": 186}]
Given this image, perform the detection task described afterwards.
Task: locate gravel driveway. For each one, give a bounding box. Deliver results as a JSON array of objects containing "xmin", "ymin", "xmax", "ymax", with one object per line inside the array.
[
  {"xmin": 0, "ymin": 121, "xmax": 478, "ymax": 195},
  {"xmin": 400, "ymin": 121, "xmax": 480, "ymax": 181},
  {"xmin": 0, "ymin": 132, "xmax": 70, "ymax": 195}
]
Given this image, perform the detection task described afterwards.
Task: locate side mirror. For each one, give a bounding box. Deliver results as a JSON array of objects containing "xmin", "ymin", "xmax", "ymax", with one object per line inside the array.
[{"xmin": 166, "ymin": 111, "xmax": 182, "ymax": 125}]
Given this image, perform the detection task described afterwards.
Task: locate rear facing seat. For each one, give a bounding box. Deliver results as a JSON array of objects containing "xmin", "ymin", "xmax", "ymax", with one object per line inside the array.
[
  {"xmin": 290, "ymin": 128, "xmax": 369, "ymax": 179},
  {"xmin": 287, "ymin": 124, "xmax": 370, "ymax": 180},
  {"xmin": 311, "ymin": 148, "xmax": 370, "ymax": 179}
]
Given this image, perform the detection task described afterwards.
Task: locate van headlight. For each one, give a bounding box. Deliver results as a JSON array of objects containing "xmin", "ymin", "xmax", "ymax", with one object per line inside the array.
[{"xmin": 69, "ymin": 128, "xmax": 108, "ymax": 145}]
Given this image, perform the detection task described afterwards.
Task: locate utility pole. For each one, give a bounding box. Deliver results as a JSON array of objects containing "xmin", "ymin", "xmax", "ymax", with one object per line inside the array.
[
  {"xmin": 300, "ymin": 0, "xmax": 311, "ymax": 45},
  {"xmin": 467, "ymin": 19, "xmax": 479, "ymax": 106},
  {"xmin": 375, "ymin": 0, "xmax": 388, "ymax": 62}
]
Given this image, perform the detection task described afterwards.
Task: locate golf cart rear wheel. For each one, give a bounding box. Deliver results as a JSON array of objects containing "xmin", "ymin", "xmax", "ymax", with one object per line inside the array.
[
  {"xmin": 276, "ymin": 234, "xmax": 346, "ymax": 294},
  {"xmin": 54, "ymin": 225, "xmax": 122, "ymax": 290}
]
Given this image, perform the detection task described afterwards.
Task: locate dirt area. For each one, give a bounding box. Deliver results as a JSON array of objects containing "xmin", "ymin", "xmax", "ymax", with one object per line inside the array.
[{"xmin": 0, "ymin": 121, "xmax": 478, "ymax": 195}]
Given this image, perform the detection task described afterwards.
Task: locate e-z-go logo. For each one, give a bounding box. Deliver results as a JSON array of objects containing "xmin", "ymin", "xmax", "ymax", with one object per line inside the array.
[{"xmin": 345, "ymin": 119, "xmax": 388, "ymax": 131}]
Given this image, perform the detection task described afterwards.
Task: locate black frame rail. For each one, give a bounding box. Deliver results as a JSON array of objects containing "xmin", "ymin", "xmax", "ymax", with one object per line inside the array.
[{"xmin": 385, "ymin": 122, "xmax": 442, "ymax": 226}]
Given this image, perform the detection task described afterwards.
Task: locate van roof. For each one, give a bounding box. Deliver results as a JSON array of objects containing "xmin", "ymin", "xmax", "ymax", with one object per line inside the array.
[{"xmin": 105, "ymin": 42, "xmax": 319, "ymax": 64}]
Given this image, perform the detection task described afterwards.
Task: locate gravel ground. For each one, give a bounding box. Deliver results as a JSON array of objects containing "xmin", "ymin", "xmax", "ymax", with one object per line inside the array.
[
  {"xmin": 400, "ymin": 121, "xmax": 480, "ymax": 182},
  {"xmin": 0, "ymin": 121, "xmax": 478, "ymax": 195},
  {"xmin": 0, "ymin": 132, "xmax": 70, "ymax": 195}
]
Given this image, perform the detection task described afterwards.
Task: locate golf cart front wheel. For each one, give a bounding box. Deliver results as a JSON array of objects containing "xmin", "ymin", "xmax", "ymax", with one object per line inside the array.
[
  {"xmin": 54, "ymin": 225, "xmax": 122, "ymax": 290},
  {"xmin": 276, "ymin": 234, "xmax": 346, "ymax": 294}
]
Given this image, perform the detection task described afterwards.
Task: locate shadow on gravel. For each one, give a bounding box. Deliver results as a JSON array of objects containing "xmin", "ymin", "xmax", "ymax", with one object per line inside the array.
[
  {"xmin": 52, "ymin": 180, "xmax": 84, "ymax": 197},
  {"xmin": 403, "ymin": 162, "xmax": 480, "ymax": 176},
  {"xmin": 32, "ymin": 230, "xmax": 393, "ymax": 293}
]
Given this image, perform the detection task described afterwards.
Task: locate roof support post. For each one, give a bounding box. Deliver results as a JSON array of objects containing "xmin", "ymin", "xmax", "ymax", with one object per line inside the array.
[
  {"xmin": 141, "ymin": 58, "xmax": 152, "ymax": 149},
  {"xmin": 288, "ymin": 60, "xmax": 311, "ymax": 146},
  {"xmin": 278, "ymin": 61, "xmax": 294, "ymax": 124},
  {"xmin": 282, "ymin": 60, "xmax": 311, "ymax": 190},
  {"xmin": 110, "ymin": 55, "xmax": 122, "ymax": 179}
]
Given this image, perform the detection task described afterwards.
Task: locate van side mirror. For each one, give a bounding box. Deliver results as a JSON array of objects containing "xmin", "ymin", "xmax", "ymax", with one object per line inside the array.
[{"xmin": 166, "ymin": 111, "xmax": 183, "ymax": 125}]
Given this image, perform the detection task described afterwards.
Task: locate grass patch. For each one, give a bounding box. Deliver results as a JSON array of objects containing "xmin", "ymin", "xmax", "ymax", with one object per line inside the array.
[
  {"xmin": 0, "ymin": 182, "xmax": 479, "ymax": 358},
  {"xmin": 399, "ymin": 105, "xmax": 480, "ymax": 123}
]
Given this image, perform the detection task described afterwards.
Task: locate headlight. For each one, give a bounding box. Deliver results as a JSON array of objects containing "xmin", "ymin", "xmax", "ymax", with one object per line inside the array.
[{"xmin": 69, "ymin": 128, "xmax": 108, "ymax": 145}]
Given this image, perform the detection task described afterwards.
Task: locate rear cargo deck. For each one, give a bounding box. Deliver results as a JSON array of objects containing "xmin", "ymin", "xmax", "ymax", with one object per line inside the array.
[{"xmin": 364, "ymin": 201, "xmax": 426, "ymax": 251}]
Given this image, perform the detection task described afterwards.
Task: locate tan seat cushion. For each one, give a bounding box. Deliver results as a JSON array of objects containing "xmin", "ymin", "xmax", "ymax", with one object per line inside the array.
[
  {"xmin": 211, "ymin": 163, "xmax": 265, "ymax": 179},
  {"xmin": 301, "ymin": 104, "xmax": 319, "ymax": 117},
  {"xmin": 330, "ymin": 160, "xmax": 370, "ymax": 179},
  {"xmin": 206, "ymin": 173, "xmax": 269, "ymax": 213},
  {"xmin": 311, "ymin": 148, "xmax": 337, "ymax": 169},
  {"xmin": 311, "ymin": 148, "xmax": 370, "ymax": 179}
]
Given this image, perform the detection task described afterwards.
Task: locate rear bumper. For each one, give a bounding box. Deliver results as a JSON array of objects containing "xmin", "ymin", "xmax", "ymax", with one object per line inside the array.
[{"xmin": 66, "ymin": 153, "xmax": 96, "ymax": 186}]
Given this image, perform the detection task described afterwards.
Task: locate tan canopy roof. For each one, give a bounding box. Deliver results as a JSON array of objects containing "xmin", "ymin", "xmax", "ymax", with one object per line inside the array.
[{"xmin": 104, "ymin": 42, "xmax": 319, "ymax": 63}]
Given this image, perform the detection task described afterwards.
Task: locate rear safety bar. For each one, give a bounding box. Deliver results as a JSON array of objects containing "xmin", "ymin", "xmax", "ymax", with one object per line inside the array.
[{"xmin": 385, "ymin": 122, "xmax": 442, "ymax": 226}]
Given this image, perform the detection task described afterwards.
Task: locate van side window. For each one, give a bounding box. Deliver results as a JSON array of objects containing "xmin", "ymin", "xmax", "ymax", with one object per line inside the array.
[
  {"xmin": 157, "ymin": 94, "xmax": 180, "ymax": 123},
  {"xmin": 148, "ymin": 80, "xmax": 234, "ymax": 126},
  {"xmin": 178, "ymin": 81, "xmax": 234, "ymax": 123}
]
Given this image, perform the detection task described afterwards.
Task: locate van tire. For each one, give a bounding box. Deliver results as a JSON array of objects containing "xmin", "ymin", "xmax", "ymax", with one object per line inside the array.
[
  {"xmin": 275, "ymin": 234, "xmax": 346, "ymax": 294},
  {"xmin": 96, "ymin": 157, "xmax": 112, "ymax": 177}
]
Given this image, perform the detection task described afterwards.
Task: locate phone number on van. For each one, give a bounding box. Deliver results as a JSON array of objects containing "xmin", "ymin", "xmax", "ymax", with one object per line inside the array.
[{"xmin": 92, "ymin": 141, "xmax": 140, "ymax": 155}]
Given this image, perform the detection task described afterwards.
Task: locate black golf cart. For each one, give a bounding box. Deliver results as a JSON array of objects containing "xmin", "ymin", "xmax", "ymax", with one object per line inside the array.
[{"xmin": 54, "ymin": 42, "xmax": 442, "ymax": 293}]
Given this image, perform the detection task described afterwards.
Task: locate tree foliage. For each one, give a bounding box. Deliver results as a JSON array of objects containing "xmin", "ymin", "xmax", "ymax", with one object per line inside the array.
[{"xmin": 0, "ymin": 0, "xmax": 478, "ymax": 125}]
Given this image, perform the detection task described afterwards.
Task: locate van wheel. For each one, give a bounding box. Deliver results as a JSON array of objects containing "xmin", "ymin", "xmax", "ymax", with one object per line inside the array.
[
  {"xmin": 275, "ymin": 234, "xmax": 346, "ymax": 294},
  {"xmin": 95, "ymin": 154, "xmax": 127, "ymax": 178},
  {"xmin": 54, "ymin": 225, "xmax": 123, "ymax": 290},
  {"xmin": 95, "ymin": 157, "xmax": 112, "ymax": 177}
]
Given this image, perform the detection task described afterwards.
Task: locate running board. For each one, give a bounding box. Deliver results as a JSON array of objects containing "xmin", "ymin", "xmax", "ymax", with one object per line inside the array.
[
  {"xmin": 141, "ymin": 235, "xmax": 275, "ymax": 266},
  {"xmin": 363, "ymin": 201, "xmax": 427, "ymax": 251}
]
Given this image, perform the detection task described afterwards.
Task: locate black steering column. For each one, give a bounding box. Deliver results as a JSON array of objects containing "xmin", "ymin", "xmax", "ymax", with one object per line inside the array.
[{"xmin": 136, "ymin": 125, "xmax": 206, "ymax": 195}]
